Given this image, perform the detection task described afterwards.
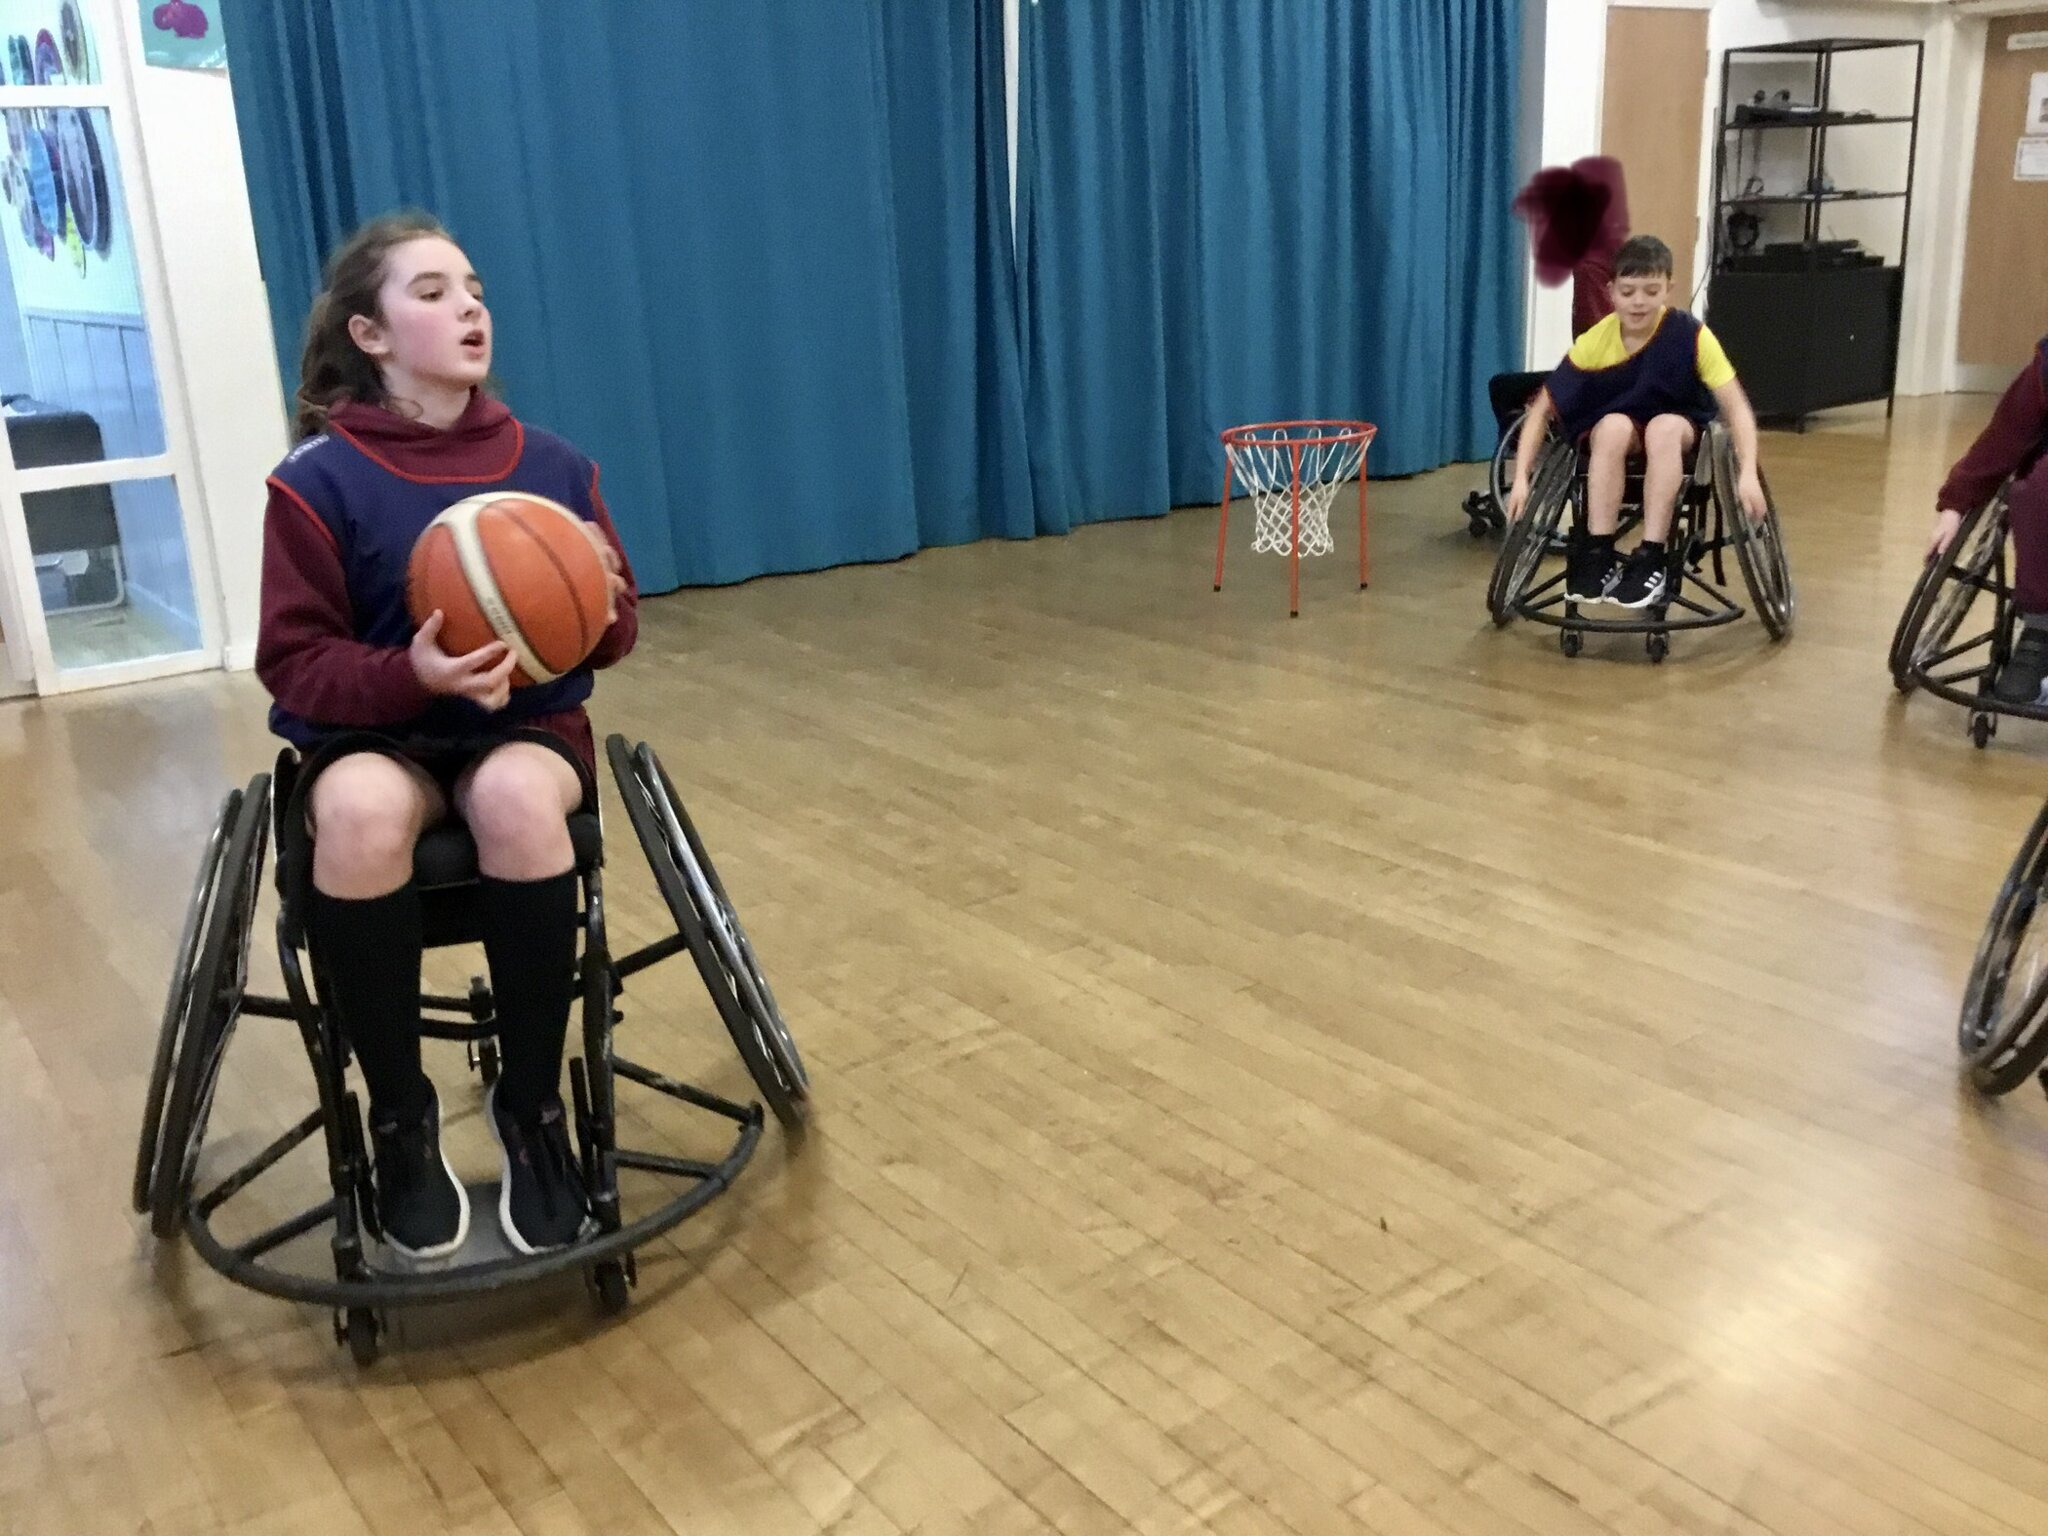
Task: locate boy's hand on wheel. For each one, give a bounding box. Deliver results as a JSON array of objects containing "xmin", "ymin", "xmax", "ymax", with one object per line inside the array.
[
  {"xmin": 1928, "ymin": 508, "xmax": 1963, "ymax": 560},
  {"xmin": 410, "ymin": 610, "xmax": 517, "ymax": 711},
  {"xmin": 1738, "ymin": 468, "xmax": 1768, "ymax": 525},
  {"xmin": 1506, "ymin": 475, "xmax": 1529, "ymax": 523}
]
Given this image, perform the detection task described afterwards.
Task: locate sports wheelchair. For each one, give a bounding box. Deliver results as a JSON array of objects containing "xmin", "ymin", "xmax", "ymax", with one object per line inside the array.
[
  {"xmin": 1888, "ymin": 484, "xmax": 2025, "ymax": 750},
  {"xmin": 131, "ymin": 733, "xmax": 809, "ymax": 1365},
  {"xmin": 1957, "ymin": 797, "xmax": 2048, "ymax": 1099},
  {"xmin": 1485, "ymin": 423, "xmax": 1794, "ymax": 662}
]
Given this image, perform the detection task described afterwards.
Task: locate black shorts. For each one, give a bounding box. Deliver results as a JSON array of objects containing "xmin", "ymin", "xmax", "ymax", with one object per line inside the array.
[{"xmin": 289, "ymin": 727, "xmax": 598, "ymax": 827}]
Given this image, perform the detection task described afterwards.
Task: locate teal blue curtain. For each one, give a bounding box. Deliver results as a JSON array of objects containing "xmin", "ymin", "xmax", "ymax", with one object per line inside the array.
[
  {"xmin": 220, "ymin": 0, "xmax": 1035, "ymax": 592},
  {"xmin": 223, "ymin": 1, "xmax": 1521, "ymax": 582},
  {"xmin": 1016, "ymin": 1, "xmax": 1523, "ymax": 525}
]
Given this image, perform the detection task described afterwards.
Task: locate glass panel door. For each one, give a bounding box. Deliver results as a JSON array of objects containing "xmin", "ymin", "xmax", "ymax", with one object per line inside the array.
[{"xmin": 0, "ymin": 0, "xmax": 218, "ymax": 694}]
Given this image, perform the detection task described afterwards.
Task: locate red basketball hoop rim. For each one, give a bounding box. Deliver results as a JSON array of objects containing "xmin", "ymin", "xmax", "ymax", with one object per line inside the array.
[{"xmin": 1220, "ymin": 419, "xmax": 1377, "ymax": 453}]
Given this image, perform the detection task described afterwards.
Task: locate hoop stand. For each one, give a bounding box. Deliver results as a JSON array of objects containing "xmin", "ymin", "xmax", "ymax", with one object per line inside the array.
[{"xmin": 1212, "ymin": 420, "xmax": 1377, "ymax": 616}]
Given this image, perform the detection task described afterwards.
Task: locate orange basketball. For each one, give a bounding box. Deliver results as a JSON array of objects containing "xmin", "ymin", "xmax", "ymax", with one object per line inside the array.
[{"xmin": 406, "ymin": 494, "xmax": 611, "ymax": 687}]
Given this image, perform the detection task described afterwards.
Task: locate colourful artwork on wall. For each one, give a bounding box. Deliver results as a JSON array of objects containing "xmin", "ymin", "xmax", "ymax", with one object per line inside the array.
[
  {"xmin": 140, "ymin": 0, "xmax": 223, "ymax": 72},
  {"xmin": 0, "ymin": 6, "xmax": 132, "ymax": 296}
]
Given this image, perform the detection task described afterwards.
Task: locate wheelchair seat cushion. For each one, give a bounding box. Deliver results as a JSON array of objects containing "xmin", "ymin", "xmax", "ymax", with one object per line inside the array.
[{"xmin": 413, "ymin": 813, "xmax": 604, "ymax": 890}]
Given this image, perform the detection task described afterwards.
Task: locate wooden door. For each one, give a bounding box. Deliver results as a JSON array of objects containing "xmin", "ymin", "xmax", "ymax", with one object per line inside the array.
[
  {"xmin": 1959, "ymin": 15, "xmax": 2048, "ymax": 372},
  {"xmin": 1602, "ymin": 6, "xmax": 1710, "ymax": 303}
]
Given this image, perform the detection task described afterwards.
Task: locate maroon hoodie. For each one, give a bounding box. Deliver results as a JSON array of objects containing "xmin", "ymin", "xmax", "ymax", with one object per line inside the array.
[
  {"xmin": 1939, "ymin": 341, "xmax": 2048, "ymax": 515},
  {"xmin": 255, "ymin": 394, "xmax": 639, "ymax": 776}
]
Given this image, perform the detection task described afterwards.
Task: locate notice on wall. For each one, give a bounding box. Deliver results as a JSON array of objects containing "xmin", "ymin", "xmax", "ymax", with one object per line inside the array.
[
  {"xmin": 2018, "ymin": 137, "xmax": 2048, "ymax": 183},
  {"xmin": 2030, "ymin": 71, "xmax": 2048, "ymax": 133}
]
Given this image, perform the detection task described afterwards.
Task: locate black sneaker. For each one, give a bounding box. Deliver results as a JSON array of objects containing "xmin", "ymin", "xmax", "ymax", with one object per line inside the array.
[
  {"xmin": 369, "ymin": 1084, "xmax": 469, "ymax": 1265},
  {"xmin": 486, "ymin": 1084, "xmax": 591, "ymax": 1254},
  {"xmin": 1994, "ymin": 629, "xmax": 2048, "ymax": 707},
  {"xmin": 1611, "ymin": 545, "xmax": 1670, "ymax": 610},
  {"xmin": 1566, "ymin": 541, "xmax": 1620, "ymax": 603}
]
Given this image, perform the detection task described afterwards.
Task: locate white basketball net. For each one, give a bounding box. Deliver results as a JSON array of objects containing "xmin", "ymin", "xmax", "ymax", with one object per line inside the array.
[{"xmin": 1226, "ymin": 430, "xmax": 1366, "ymax": 559}]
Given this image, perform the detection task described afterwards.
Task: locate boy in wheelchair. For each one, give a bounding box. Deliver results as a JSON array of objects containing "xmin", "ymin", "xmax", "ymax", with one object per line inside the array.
[
  {"xmin": 1506, "ymin": 235, "xmax": 1768, "ymax": 609},
  {"xmin": 255, "ymin": 213, "xmax": 636, "ymax": 1263},
  {"xmin": 1928, "ymin": 336, "xmax": 2048, "ymax": 706}
]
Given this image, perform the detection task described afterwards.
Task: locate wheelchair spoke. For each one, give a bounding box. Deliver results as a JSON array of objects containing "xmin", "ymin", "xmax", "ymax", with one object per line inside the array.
[{"xmin": 191, "ymin": 1108, "xmax": 325, "ymax": 1219}]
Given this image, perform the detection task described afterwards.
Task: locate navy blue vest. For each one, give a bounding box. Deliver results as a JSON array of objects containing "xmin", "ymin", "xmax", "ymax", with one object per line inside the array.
[
  {"xmin": 267, "ymin": 420, "xmax": 601, "ymax": 750},
  {"xmin": 1544, "ymin": 309, "xmax": 1719, "ymax": 442}
]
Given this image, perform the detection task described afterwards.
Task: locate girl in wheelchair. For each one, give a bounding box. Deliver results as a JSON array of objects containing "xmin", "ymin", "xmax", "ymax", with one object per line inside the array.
[
  {"xmin": 1505, "ymin": 235, "xmax": 1768, "ymax": 609},
  {"xmin": 255, "ymin": 212, "xmax": 637, "ymax": 1263},
  {"xmin": 1927, "ymin": 337, "xmax": 2048, "ymax": 707}
]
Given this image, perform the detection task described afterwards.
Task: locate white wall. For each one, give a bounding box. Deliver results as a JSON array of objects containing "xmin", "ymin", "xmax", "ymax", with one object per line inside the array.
[
  {"xmin": 125, "ymin": 57, "xmax": 288, "ymax": 669},
  {"xmin": 1525, "ymin": 0, "xmax": 1980, "ymax": 397},
  {"xmin": 1523, "ymin": 0, "xmax": 1613, "ymax": 368}
]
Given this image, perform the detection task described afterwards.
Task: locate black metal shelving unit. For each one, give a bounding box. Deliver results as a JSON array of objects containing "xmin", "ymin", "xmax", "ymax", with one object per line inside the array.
[{"xmin": 1707, "ymin": 37, "xmax": 1923, "ymax": 427}]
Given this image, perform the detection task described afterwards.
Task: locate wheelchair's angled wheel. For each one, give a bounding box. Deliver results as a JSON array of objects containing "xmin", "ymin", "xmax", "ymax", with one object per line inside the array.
[
  {"xmin": 134, "ymin": 787, "xmax": 241, "ymax": 1216},
  {"xmin": 1890, "ymin": 498, "xmax": 1999, "ymax": 693},
  {"xmin": 607, "ymin": 737, "xmax": 810, "ymax": 1129},
  {"xmin": 1960, "ymin": 802, "xmax": 2048, "ymax": 1095},
  {"xmin": 1714, "ymin": 440, "xmax": 1795, "ymax": 640},
  {"xmin": 1973, "ymin": 713, "xmax": 1996, "ymax": 750},
  {"xmin": 646, "ymin": 748, "xmax": 810, "ymax": 1125},
  {"xmin": 147, "ymin": 774, "xmax": 271, "ymax": 1240},
  {"xmin": 1488, "ymin": 441, "xmax": 1571, "ymax": 626}
]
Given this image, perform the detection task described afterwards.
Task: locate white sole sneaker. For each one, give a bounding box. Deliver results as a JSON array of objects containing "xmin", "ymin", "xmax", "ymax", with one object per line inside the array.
[
  {"xmin": 378, "ymin": 1091, "xmax": 470, "ymax": 1269},
  {"xmin": 484, "ymin": 1083, "xmax": 589, "ymax": 1256}
]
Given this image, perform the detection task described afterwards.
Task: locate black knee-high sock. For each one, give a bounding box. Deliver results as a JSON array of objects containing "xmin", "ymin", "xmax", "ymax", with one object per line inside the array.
[
  {"xmin": 481, "ymin": 872, "xmax": 579, "ymax": 1120},
  {"xmin": 311, "ymin": 885, "xmax": 428, "ymax": 1124}
]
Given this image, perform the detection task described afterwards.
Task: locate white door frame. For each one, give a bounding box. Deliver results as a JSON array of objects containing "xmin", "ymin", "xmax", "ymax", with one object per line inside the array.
[{"xmin": 0, "ymin": 2, "xmax": 223, "ymax": 697}]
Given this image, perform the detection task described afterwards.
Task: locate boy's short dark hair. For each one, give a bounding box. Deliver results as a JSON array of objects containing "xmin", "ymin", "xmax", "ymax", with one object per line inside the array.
[{"xmin": 1613, "ymin": 235, "xmax": 1674, "ymax": 281}]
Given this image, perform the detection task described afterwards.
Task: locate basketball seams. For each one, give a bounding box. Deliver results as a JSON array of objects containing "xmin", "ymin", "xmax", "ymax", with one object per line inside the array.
[
  {"xmin": 497, "ymin": 501, "xmax": 601, "ymax": 666},
  {"xmin": 443, "ymin": 499, "xmax": 559, "ymax": 683}
]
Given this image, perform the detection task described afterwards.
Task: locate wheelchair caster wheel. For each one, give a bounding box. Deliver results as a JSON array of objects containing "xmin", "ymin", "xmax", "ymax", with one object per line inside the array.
[
  {"xmin": 1973, "ymin": 713, "xmax": 1996, "ymax": 749},
  {"xmin": 1647, "ymin": 634, "xmax": 1669, "ymax": 664},
  {"xmin": 591, "ymin": 1258, "xmax": 632, "ymax": 1316},
  {"xmin": 1560, "ymin": 629, "xmax": 1582, "ymax": 659},
  {"xmin": 336, "ymin": 1306, "xmax": 380, "ymax": 1366}
]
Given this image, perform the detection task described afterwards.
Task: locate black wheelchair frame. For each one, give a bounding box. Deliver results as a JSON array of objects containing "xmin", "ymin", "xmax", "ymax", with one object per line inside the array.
[
  {"xmin": 1888, "ymin": 485, "xmax": 2026, "ymax": 750},
  {"xmin": 131, "ymin": 733, "xmax": 808, "ymax": 1365},
  {"xmin": 1958, "ymin": 798, "xmax": 2048, "ymax": 1099},
  {"xmin": 1485, "ymin": 424, "xmax": 1795, "ymax": 662}
]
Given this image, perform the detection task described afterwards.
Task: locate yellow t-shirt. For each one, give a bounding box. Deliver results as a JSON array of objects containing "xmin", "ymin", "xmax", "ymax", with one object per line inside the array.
[{"xmin": 1566, "ymin": 311, "xmax": 1736, "ymax": 391}]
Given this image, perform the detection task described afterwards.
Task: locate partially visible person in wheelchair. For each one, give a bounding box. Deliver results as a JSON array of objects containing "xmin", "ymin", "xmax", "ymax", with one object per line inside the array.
[
  {"xmin": 1927, "ymin": 335, "xmax": 2048, "ymax": 706},
  {"xmin": 256, "ymin": 211, "xmax": 637, "ymax": 1264},
  {"xmin": 1505, "ymin": 235, "xmax": 1769, "ymax": 609}
]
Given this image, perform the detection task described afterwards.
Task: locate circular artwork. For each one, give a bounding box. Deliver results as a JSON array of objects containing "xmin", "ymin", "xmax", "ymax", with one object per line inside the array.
[
  {"xmin": 60, "ymin": 2, "xmax": 93, "ymax": 83},
  {"xmin": 33, "ymin": 28, "xmax": 63, "ymax": 86},
  {"xmin": 26, "ymin": 124, "xmax": 63, "ymax": 257},
  {"xmin": 58, "ymin": 110, "xmax": 107, "ymax": 254}
]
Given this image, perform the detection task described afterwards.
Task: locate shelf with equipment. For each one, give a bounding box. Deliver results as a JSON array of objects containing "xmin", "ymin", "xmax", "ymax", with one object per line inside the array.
[{"xmin": 1706, "ymin": 36, "xmax": 1923, "ymax": 427}]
